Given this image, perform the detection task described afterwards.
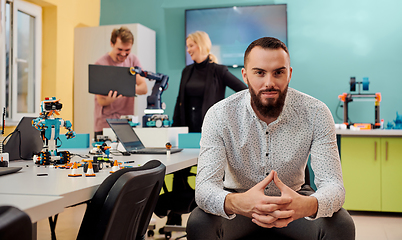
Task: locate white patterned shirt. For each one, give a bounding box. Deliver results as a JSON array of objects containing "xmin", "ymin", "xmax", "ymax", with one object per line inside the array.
[{"xmin": 196, "ymin": 88, "xmax": 345, "ymax": 220}]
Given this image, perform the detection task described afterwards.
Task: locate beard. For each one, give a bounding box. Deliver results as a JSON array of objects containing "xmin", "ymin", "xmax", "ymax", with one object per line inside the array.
[{"xmin": 248, "ymin": 81, "xmax": 288, "ymax": 119}]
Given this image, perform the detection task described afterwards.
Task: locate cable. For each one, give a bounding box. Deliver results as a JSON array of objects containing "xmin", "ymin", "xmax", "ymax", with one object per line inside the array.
[
  {"xmin": 335, "ymin": 100, "xmax": 352, "ymax": 124},
  {"xmin": 70, "ymin": 153, "xmax": 90, "ymax": 159},
  {"xmin": 335, "ymin": 100, "xmax": 343, "ymax": 121}
]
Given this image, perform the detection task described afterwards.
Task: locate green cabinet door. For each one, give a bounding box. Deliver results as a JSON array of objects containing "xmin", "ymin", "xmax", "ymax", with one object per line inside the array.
[
  {"xmin": 341, "ymin": 137, "xmax": 381, "ymax": 211},
  {"xmin": 381, "ymin": 137, "xmax": 402, "ymax": 212}
]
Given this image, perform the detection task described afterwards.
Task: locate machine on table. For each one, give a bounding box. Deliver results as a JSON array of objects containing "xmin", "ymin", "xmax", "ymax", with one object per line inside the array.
[
  {"xmin": 338, "ymin": 77, "xmax": 381, "ymax": 129},
  {"xmin": 130, "ymin": 66, "xmax": 172, "ymax": 128},
  {"xmin": 32, "ymin": 97, "xmax": 76, "ymax": 165}
]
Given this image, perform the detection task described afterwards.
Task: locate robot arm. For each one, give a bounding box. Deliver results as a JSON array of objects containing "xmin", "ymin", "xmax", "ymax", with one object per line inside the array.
[
  {"xmin": 63, "ymin": 120, "xmax": 76, "ymax": 139},
  {"xmin": 130, "ymin": 66, "xmax": 169, "ymax": 109},
  {"xmin": 32, "ymin": 117, "xmax": 46, "ymax": 132}
]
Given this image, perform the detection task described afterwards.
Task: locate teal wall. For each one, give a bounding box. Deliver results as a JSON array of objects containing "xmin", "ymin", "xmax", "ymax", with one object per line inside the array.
[{"xmin": 100, "ymin": 0, "xmax": 402, "ymax": 126}]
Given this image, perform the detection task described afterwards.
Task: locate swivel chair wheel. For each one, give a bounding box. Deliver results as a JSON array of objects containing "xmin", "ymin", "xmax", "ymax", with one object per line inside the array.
[
  {"xmin": 147, "ymin": 230, "xmax": 154, "ymax": 237},
  {"xmin": 165, "ymin": 231, "xmax": 172, "ymax": 239}
]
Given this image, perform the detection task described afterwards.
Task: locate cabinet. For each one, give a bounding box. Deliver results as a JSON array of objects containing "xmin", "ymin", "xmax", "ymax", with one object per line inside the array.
[{"xmin": 341, "ymin": 136, "xmax": 402, "ymax": 212}]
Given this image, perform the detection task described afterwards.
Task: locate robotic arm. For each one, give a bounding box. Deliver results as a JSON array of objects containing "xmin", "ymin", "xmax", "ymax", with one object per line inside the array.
[
  {"xmin": 130, "ymin": 66, "xmax": 169, "ymax": 110},
  {"xmin": 63, "ymin": 120, "xmax": 76, "ymax": 139},
  {"xmin": 130, "ymin": 67, "xmax": 172, "ymax": 127}
]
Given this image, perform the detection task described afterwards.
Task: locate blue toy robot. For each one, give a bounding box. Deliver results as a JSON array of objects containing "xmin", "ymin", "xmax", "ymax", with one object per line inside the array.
[{"xmin": 32, "ymin": 97, "xmax": 76, "ymax": 165}]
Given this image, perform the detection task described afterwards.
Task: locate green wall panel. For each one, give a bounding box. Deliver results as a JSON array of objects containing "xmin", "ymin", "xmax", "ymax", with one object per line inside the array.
[{"xmin": 99, "ymin": 0, "xmax": 402, "ymax": 127}]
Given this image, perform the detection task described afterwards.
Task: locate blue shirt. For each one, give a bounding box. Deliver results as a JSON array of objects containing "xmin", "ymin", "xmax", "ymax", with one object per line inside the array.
[{"xmin": 196, "ymin": 88, "xmax": 345, "ymax": 220}]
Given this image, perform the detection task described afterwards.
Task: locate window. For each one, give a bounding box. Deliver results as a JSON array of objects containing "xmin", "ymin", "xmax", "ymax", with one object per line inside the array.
[{"xmin": 1, "ymin": 0, "xmax": 42, "ymax": 123}]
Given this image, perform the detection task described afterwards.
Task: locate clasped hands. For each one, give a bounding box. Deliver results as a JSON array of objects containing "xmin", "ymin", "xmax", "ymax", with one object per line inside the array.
[{"xmin": 224, "ymin": 170, "xmax": 317, "ymax": 228}]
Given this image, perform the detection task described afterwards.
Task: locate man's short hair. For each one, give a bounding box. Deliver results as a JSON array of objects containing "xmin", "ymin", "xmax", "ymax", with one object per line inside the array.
[
  {"xmin": 110, "ymin": 26, "xmax": 134, "ymax": 45},
  {"xmin": 244, "ymin": 37, "xmax": 289, "ymax": 67}
]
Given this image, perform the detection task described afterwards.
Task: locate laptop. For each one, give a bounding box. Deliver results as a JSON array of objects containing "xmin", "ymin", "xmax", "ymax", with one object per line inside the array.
[
  {"xmin": 3, "ymin": 117, "xmax": 43, "ymax": 160},
  {"xmin": 88, "ymin": 64, "xmax": 136, "ymax": 97},
  {"xmin": 106, "ymin": 118, "xmax": 183, "ymax": 154}
]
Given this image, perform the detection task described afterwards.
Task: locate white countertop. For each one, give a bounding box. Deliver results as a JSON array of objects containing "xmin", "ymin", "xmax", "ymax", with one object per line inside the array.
[
  {"xmin": 336, "ymin": 129, "xmax": 402, "ymax": 136},
  {"xmin": 0, "ymin": 148, "xmax": 199, "ymax": 223}
]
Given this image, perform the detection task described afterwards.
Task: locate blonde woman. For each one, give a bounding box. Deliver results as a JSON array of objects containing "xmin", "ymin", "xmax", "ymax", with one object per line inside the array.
[
  {"xmin": 172, "ymin": 31, "xmax": 247, "ymax": 133},
  {"xmin": 158, "ymin": 31, "xmax": 248, "ymax": 232}
]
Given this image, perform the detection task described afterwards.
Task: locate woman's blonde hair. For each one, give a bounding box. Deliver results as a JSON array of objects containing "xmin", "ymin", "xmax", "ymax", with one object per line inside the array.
[{"xmin": 187, "ymin": 31, "xmax": 218, "ymax": 63}]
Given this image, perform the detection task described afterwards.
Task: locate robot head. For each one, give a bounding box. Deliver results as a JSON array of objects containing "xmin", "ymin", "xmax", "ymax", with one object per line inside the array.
[{"xmin": 41, "ymin": 97, "xmax": 62, "ymax": 116}]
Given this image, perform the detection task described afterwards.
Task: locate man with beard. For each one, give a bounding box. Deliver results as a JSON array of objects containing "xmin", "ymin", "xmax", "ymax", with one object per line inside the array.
[
  {"xmin": 186, "ymin": 37, "xmax": 355, "ymax": 240},
  {"xmin": 93, "ymin": 27, "xmax": 148, "ymax": 139}
]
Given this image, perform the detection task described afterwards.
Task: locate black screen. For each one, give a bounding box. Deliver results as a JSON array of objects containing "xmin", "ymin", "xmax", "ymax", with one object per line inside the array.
[{"xmin": 107, "ymin": 119, "xmax": 144, "ymax": 150}]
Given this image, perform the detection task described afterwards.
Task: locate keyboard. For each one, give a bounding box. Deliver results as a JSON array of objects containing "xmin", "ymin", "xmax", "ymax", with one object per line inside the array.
[{"xmin": 0, "ymin": 167, "xmax": 22, "ymax": 176}]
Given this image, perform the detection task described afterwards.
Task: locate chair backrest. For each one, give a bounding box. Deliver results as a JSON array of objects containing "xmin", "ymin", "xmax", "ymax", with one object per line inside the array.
[
  {"xmin": 3, "ymin": 117, "xmax": 42, "ymax": 160},
  {"xmin": 154, "ymin": 166, "xmax": 197, "ymax": 218},
  {"xmin": 0, "ymin": 206, "xmax": 32, "ymax": 240},
  {"xmin": 77, "ymin": 160, "xmax": 166, "ymax": 240}
]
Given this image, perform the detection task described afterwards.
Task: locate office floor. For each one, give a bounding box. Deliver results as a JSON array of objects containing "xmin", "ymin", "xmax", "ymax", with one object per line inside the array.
[{"xmin": 36, "ymin": 205, "xmax": 402, "ymax": 240}]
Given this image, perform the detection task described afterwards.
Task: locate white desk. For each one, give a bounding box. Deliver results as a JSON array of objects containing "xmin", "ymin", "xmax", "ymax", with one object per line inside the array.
[
  {"xmin": 336, "ymin": 129, "xmax": 402, "ymax": 136},
  {"xmin": 0, "ymin": 194, "xmax": 64, "ymax": 223},
  {"xmin": 0, "ymin": 148, "xmax": 199, "ymax": 222}
]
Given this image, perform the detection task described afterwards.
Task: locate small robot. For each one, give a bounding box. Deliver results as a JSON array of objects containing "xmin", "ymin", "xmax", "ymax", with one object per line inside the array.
[
  {"xmin": 32, "ymin": 97, "xmax": 76, "ymax": 165},
  {"xmin": 90, "ymin": 142, "xmax": 111, "ymax": 159}
]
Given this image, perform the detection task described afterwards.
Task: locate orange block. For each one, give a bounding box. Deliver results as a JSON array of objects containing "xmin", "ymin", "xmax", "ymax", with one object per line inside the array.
[{"xmin": 353, "ymin": 123, "xmax": 372, "ymax": 130}]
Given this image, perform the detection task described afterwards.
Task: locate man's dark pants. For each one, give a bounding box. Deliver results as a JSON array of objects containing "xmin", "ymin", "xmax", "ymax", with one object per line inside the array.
[{"xmin": 186, "ymin": 187, "xmax": 355, "ymax": 240}]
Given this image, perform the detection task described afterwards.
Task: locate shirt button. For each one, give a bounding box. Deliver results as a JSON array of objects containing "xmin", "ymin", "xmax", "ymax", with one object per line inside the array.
[
  {"xmin": 192, "ymin": 107, "xmax": 195, "ymax": 110},
  {"xmin": 266, "ymin": 153, "xmax": 268, "ymax": 157},
  {"xmin": 266, "ymin": 131, "xmax": 268, "ymax": 134},
  {"xmin": 266, "ymin": 172, "xmax": 269, "ymax": 176}
]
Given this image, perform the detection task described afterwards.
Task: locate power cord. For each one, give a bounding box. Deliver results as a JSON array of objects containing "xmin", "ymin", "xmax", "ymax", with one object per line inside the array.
[{"xmin": 335, "ymin": 100, "xmax": 351, "ymax": 124}]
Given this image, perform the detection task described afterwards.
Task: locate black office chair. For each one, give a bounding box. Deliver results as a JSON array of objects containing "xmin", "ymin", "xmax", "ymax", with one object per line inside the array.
[
  {"xmin": 153, "ymin": 166, "xmax": 197, "ymax": 239},
  {"xmin": 76, "ymin": 159, "xmax": 166, "ymax": 240},
  {"xmin": 0, "ymin": 205, "xmax": 32, "ymax": 240},
  {"xmin": 3, "ymin": 117, "xmax": 42, "ymax": 160}
]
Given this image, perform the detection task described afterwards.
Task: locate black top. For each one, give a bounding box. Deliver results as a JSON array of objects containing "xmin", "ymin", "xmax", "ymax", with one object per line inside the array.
[
  {"xmin": 173, "ymin": 57, "xmax": 247, "ymax": 132},
  {"xmin": 184, "ymin": 58, "xmax": 209, "ymax": 132},
  {"xmin": 185, "ymin": 57, "xmax": 208, "ymax": 98}
]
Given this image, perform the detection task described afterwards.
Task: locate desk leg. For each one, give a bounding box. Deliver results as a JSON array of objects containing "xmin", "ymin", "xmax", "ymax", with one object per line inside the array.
[
  {"xmin": 32, "ymin": 222, "xmax": 37, "ymax": 240},
  {"xmin": 48, "ymin": 214, "xmax": 58, "ymax": 240}
]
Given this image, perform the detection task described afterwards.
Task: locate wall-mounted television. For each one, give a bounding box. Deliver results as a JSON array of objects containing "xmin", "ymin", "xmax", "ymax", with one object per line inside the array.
[{"xmin": 185, "ymin": 4, "xmax": 287, "ymax": 67}]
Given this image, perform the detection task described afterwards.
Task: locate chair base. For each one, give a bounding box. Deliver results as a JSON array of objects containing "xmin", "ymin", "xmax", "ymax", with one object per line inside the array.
[{"xmin": 158, "ymin": 225, "xmax": 187, "ymax": 239}]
